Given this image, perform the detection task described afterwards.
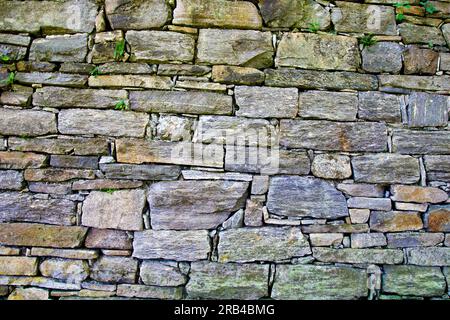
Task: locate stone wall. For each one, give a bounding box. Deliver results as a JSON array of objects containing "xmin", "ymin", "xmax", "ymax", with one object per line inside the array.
[{"xmin": 0, "ymin": 0, "xmax": 449, "ymax": 300}]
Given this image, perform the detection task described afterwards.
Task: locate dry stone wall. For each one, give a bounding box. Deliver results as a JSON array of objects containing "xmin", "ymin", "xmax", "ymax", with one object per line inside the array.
[{"xmin": 0, "ymin": 0, "xmax": 450, "ymax": 300}]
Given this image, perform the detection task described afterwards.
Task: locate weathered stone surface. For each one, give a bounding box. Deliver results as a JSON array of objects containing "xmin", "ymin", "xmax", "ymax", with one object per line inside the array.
[
  {"xmin": 311, "ymin": 154, "xmax": 352, "ymax": 180},
  {"xmin": 157, "ymin": 64, "xmax": 211, "ymax": 76},
  {"xmin": 244, "ymin": 199, "xmax": 263, "ymax": 227},
  {"xmin": 0, "ymin": 44, "xmax": 27, "ymax": 61},
  {"xmin": 96, "ymin": 62, "xmax": 153, "ymax": 75},
  {"xmin": 59, "ymin": 109, "xmax": 148, "ymax": 138},
  {"xmin": 258, "ymin": 0, "xmax": 330, "ymax": 29},
  {"xmin": 265, "ymin": 69, "xmax": 378, "ymax": 91},
  {"xmin": 352, "ymin": 154, "xmax": 420, "ymax": 184},
  {"xmin": 351, "ymin": 233, "xmax": 387, "ymax": 248},
  {"xmin": 218, "ymin": 227, "xmax": 310, "ymax": 263},
  {"xmin": 30, "ymin": 248, "xmax": 99, "ymax": 260},
  {"xmin": 441, "ymin": 53, "xmax": 450, "ymax": 71},
  {"xmin": 267, "ymin": 176, "xmax": 348, "ymax": 218},
  {"xmin": 0, "ymin": 170, "xmax": 23, "ymax": 190},
  {"xmin": 15, "ymin": 72, "xmax": 87, "ymax": 87},
  {"xmin": 117, "ymin": 284, "xmax": 183, "ymax": 299},
  {"xmin": 9, "ymin": 137, "xmax": 109, "ymax": 156},
  {"xmin": 337, "ymin": 183, "xmax": 385, "ymax": 198},
  {"xmin": 182, "ymin": 170, "xmax": 253, "ymax": 182},
  {"xmin": 130, "ymin": 90, "xmax": 232, "ymax": 115},
  {"xmin": 444, "ymin": 23, "xmax": 450, "ymax": 46},
  {"xmin": 393, "ymin": 130, "xmax": 450, "ymax": 155},
  {"xmin": 116, "ymin": 139, "xmax": 224, "ymax": 168},
  {"xmin": 100, "ymin": 163, "xmax": 181, "ymax": 181},
  {"xmin": 30, "ymin": 34, "xmax": 87, "ymax": 62},
  {"xmin": 395, "ymin": 202, "xmax": 428, "ymax": 212},
  {"xmin": 85, "ymin": 228, "xmax": 132, "ymax": 250},
  {"xmin": 82, "ymin": 189, "xmax": 145, "ymax": 231},
  {"xmin": 133, "ymin": 230, "xmax": 210, "ymax": 261},
  {"xmin": 424, "ymin": 155, "xmax": 450, "ymax": 181},
  {"xmin": 399, "ymin": 23, "xmax": 446, "ymax": 45},
  {"xmin": 370, "ymin": 211, "xmax": 423, "ymax": 232},
  {"xmin": 332, "ymin": 2, "xmax": 396, "ymax": 35},
  {"xmin": 187, "ymin": 262, "xmax": 269, "ymax": 299},
  {"xmin": 310, "ymin": 233, "xmax": 343, "ymax": 247},
  {"xmin": 28, "ymin": 182, "xmax": 72, "ymax": 195},
  {"xmin": 379, "ymin": 75, "xmax": 450, "ymax": 92},
  {"xmin": 299, "ymin": 91, "xmax": 357, "ymax": 121},
  {"xmin": 251, "ymin": 175, "xmax": 269, "ymax": 195},
  {"xmin": 149, "ymin": 180, "xmax": 248, "ymax": 230},
  {"xmin": 40, "ymin": 258, "xmax": 89, "ymax": 283},
  {"xmin": 33, "ymin": 87, "xmax": 127, "ymax": 108},
  {"xmin": 391, "ymin": 185, "xmax": 448, "ymax": 204},
  {"xmin": 88, "ymin": 75, "xmax": 172, "ymax": 90},
  {"xmin": 91, "ymin": 256, "xmax": 138, "ymax": 284},
  {"xmin": 0, "ymin": 276, "xmax": 80, "ymax": 290},
  {"xmin": 197, "ymin": 29, "xmax": 273, "ymax": 69},
  {"xmin": 24, "ymin": 168, "xmax": 95, "ymax": 182},
  {"xmin": 235, "ymin": 86, "xmax": 298, "ymax": 118},
  {"xmin": 403, "ymin": 46, "xmax": 439, "ymax": 75},
  {"xmin": 140, "ymin": 261, "xmax": 187, "ymax": 287},
  {"xmin": 0, "ymin": 223, "xmax": 87, "ymax": 248},
  {"xmin": 0, "ymin": 151, "xmax": 47, "ymax": 170},
  {"xmin": 156, "ymin": 115, "xmax": 193, "ymax": 142},
  {"xmin": 383, "ymin": 265, "xmax": 446, "ymax": 297},
  {"xmin": 0, "ymin": 0, "xmax": 98, "ymax": 34},
  {"xmin": 7, "ymin": 287, "xmax": 49, "ymax": 300},
  {"xmin": 173, "ymin": 0, "xmax": 262, "ymax": 29},
  {"xmin": 406, "ymin": 247, "xmax": 450, "ymax": 266},
  {"xmin": 0, "ymin": 257, "xmax": 38, "ymax": 276},
  {"xmin": 313, "ymin": 247, "xmax": 403, "ymax": 264},
  {"xmin": 361, "ymin": 42, "xmax": 403, "ymax": 73},
  {"xmin": 72, "ymin": 179, "xmax": 143, "ymax": 191},
  {"xmin": 426, "ymin": 206, "xmax": 450, "ymax": 232},
  {"xmin": 0, "ymin": 109, "xmax": 57, "ymax": 137},
  {"xmin": 406, "ymin": 92, "xmax": 448, "ymax": 128},
  {"xmin": 276, "ymin": 33, "xmax": 360, "ymax": 71},
  {"xmin": 50, "ymin": 155, "xmax": 98, "ymax": 169},
  {"xmin": 358, "ymin": 91, "xmax": 402, "ymax": 123},
  {"xmin": 305, "ymin": 224, "xmax": 369, "ymax": 234},
  {"xmin": 105, "ymin": 0, "xmax": 170, "ymax": 30},
  {"xmin": 272, "ymin": 265, "xmax": 367, "ymax": 300},
  {"xmin": 280, "ymin": 120, "xmax": 387, "ymax": 152},
  {"xmin": 212, "ymin": 65, "xmax": 264, "ymax": 85},
  {"xmin": 194, "ymin": 116, "xmax": 277, "ymax": 147},
  {"xmin": 349, "ymin": 209, "xmax": 371, "ymax": 224},
  {"xmin": 347, "ymin": 197, "xmax": 392, "ymax": 211},
  {"xmin": 387, "ymin": 232, "xmax": 445, "ymax": 248},
  {"xmin": 0, "ymin": 192, "xmax": 76, "ymax": 225},
  {"xmin": 0, "ymin": 85, "xmax": 33, "ymax": 106},
  {"xmin": 127, "ymin": 31, "xmax": 195, "ymax": 63}
]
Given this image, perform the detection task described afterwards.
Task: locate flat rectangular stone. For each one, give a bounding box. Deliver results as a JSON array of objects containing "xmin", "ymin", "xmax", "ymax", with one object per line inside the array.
[
  {"xmin": 0, "ymin": 44, "xmax": 27, "ymax": 61},
  {"xmin": 15, "ymin": 72, "xmax": 87, "ymax": 87},
  {"xmin": 59, "ymin": 109, "xmax": 148, "ymax": 138},
  {"xmin": 351, "ymin": 233, "xmax": 387, "ymax": 248},
  {"xmin": 88, "ymin": 75, "xmax": 172, "ymax": 90},
  {"xmin": 117, "ymin": 284, "xmax": 182, "ymax": 300},
  {"xmin": 0, "ymin": 246, "xmax": 20, "ymax": 255},
  {"xmin": 352, "ymin": 154, "xmax": 420, "ymax": 184},
  {"xmin": 96, "ymin": 62, "xmax": 153, "ymax": 75},
  {"xmin": 406, "ymin": 247, "xmax": 450, "ymax": 266},
  {"xmin": 0, "ymin": 34, "xmax": 31, "ymax": 46},
  {"xmin": 33, "ymin": 87, "xmax": 127, "ymax": 108},
  {"xmin": 393, "ymin": 130, "xmax": 450, "ymax": 155},
  {"xmin": 0, "ymin": 109, "xmax": 57, "ymax": 136},
  {"xmin": 0, "ymin": 0, "xmax": 97, "ymax": 34},
  {"xmin": 157, "ymin": 64, "xmax": 211, "ymax": 76},
  {"xmin": 116, "ymin": 139, "xmax": 224, "ymax": 168},
  {"xmin": 182, "ymin": 170, "xmax": 253, "ymax": 182},
  {"xmin": 30, "ymin": 248, "xmax": 98, "ymax": 260},
  {"xmin": 0, "ymin": 276, "xmax": 80, "ymax": 290},
  {"xmin": 218, "ymin": 227, "xmax": 310, "ymax": 263},
  {"xmin": 29, "ymin": 34, "xmax": 88, "ymax": 62},
  {"xmin": 0, "ymin": 257, "xmax": 38, "ymax": 276},
  {"xmin": 407, "ymin": 92, "xmax": 448, "ymax": 128},
  {"xmin": 337, "ymin": 183, "xmax": 385, "ymax": 198},
  {"xmin": 149, "ymin": 180, "xmax": 248, "ymax": 230},
  {"xmin": 91, "ymin": 256, "xmax": 137, "ymax": 284},
  {"xmin": 276, "ymin": 33, "xmax": 360, "ymax": 71},
  {"xmin": 235, "ymin": 86, "xmax": 298, "ymax": 118},
  {"xmin": 0, "ymin": 85, "xmax": 33, "ymax": 106},
  {"xmin": 133, "ymin": 230, "xmax": 210, "ymax": 261},
  {"xmin": 299, "ymin": 91, "xmax": 358, "ymax": 121},
  {"xmin": 100, "ymin": 163, "xmax": 180, "ymax": 181},
  {"xmin": 175, "ymin": 80, "xmax": 227, "ymax": 93},
  {"xmin": 173, "ymin": 0, "xmax": 262, "ymax": 29},
  {"xmin": 197, "ymin": 29, "xmax": 273, "ymax": 69},
  {"xmin": 186, "ymin": 262, "xmax": 269, "ymax": 300},
  {"xmin": 130, "ymin": 90, "xmax": 232, "ymax": 115},
  {"xmin": 313, "ymin": 248, "xmax": 404, "ymax": 264},
  {"xmin": 399, "ymin": 23, "xmax": 446, "ymax": 45},
  {"xmin": 0, "ymin": 170, "xmax": 23, "ymax": 190},
  {"xmin": 280, "ymin": 120, "xmax": 387, "ymax": 152},
  {"xmin": 0, "ymin": 223, "xmax": 87, "ymax": 248},
  {"xmin": 126, "ymin": 31, "xmax": 195, "ymax": 63},
  {"xmin": 302, "ymin": 223, "xmax": 369, "ymax": 234},
  {"xmin": 395, "ymin": 202, "xmax": 428, "ymax": 212},
  {"xmin": 28, "ymin": 182, "xmax": 72, "ymax": 195},
  {"xmin": 310, "ymin": 233, "xmax": 344, "ymax": 247},
  {"xmin": 72, "ymin": 179, "xmax": 143, "ymax": 191},
  {"xmin": 85, "ymin": 228, "xmax": 132, "ymax": 250},
  {"xmin": 347, "ymin": 197, "xmax": 392, "ymax": 211},
  {"xmin": 391, "ymin": 185, "xmax": 448, "ymax": 203},
  {"xmin": 0, "ymin": 192, "xmax": 76, "ymax": 225},
  {"xmin": 272, "ymin": 265, "xmax": 367, "ymax": 300},
  {"xmin": 140, "ymin": 261, "xmax": 187, "ymax": 287},
  {"xmin": 0, "ymin": 151, "xmax": 47, "ymax": 169},
  {"xmin": 358, "ymin": 91, "xmax": 403, "ymax": 123},
  {"xmin": 9, "ymin": 137, "xmax": 109, "ymax": 156},
  {"xmin": 370, "ymin": 211, "xmax": 423, "ymax": 232},
  {"xmin": 50, "ymin": 155, "xmax": 98, "ymax": 169},
  {"xmin": 212, "ymin": 65, "xmax": 265, "ymax": 85},
  {"xmin": 24, "ymin": 168, "xmax": 95, "ymax": 182},
  {"xmin": 424, "ymin": 155, "xmax": 450, "ymax": 181},
  {"xmin": 387, "ymin": 232, "xmax": 445, "ymax": 248},
  {"xmin": 379, "ymin": 75, "xmax": 450, "ymax": 91}
]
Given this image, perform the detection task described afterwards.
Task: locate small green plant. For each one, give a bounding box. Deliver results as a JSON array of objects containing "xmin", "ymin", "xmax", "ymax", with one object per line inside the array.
[
  {"xmin": 420, "ymin": 1, "xmax": 438, "ymax": 14},
  {"xmin": 0, "ymin": 54, "xmax": 10, "ymax": 63},
  {"xmin": 1, "ymin": 72, "xmax": 15, "ymax": 86},
  {"xmin": 114, "ymin": 39, "xmax": 126, "ymax": 61},
  {"xmin": 428, "ymin": 40, "xmax": 434, "ymax": 48},
  {"xmin": 90, "ymin": 66, "xmax": 102, "ymax": 77},
  {"xmin": 360, "ymin": 34, "xmax": 378, "ymax": 48},
  {"xmin": 308, "ymin": 21, "xmax": 320, "ymax": 33},
  {"xmin": 19, "ymin": 134, "xmax": 31, "ymax": 139},
  {"xmin": 101, "ymin": 188, "xmax": 116, "ymax": 194},
  {"xmin": 114, "ymin": 99, "xmax": 129, "ymax": 111},
  {"xmin": 393, "ymin": 2, "xmax": 411, "ymax": 21}
]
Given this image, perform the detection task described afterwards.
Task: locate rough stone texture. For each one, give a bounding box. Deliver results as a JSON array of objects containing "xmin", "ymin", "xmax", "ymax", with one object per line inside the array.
[
  {"xmin": 406, "ymin": 248, "xmax": 450, "ymax": 266},
  {"xmin": 0, "ymin": 170, "xmax": 23, "ymax": 190},
  {"xmin": 173, "ymin": 0, "xmax": 262, "ymax": 29},
  {"xmin": 403, "ymin": 46, "xmax": 439, "ymax": 75},
  {"xmin": 218, "ymin": 227, "xmax": 311, "ymax": 263},
  {"xmin": 337, "ymin": 183, "xmax": 385, "ymax": 198},
  {"xmin": 90, "ymin": 256, "xmax": 138, "ymax": 284},
  {"xmin": 0, "ymin": 257, "xmax": 38, "ymax": 276},
  {"xmin": 30, "ymin": 34, "xmax": 87, "ymax": 63},
  {"xmin": 0, "ymin": 151, "xmax": 47, "ymax": 170},
  {"xmin": 140, "ymin": 261, "xmax": 187, "ymax": 287},
  {"xmin": 272, "ymin": 265, "xmax": 367, "ymax": 300},
  {"xmin": 267, "ymin": 176, "xmax": 348, "ymax": 219},
  {"xmin": 351, "ymin": 233, "xmax": 387, "ymax": 248},
  {"xmin": 197, "ymin": 29, "xmax": 273, "ymax": 69},
  {"xmin": 370, "ymin": 211, "xmax": 423, "ymax": 232},
  {"xmin": 186, "ymin": 262, "xmax": 269, "ymax": 299},
  {"xmin": 7, "ymin": 287, "xmax": 49, "ymax": 300},
  {"xmin": 85, "ymin": 228, "xmax": 132, "ymax": 250},
  {"xmin": 406, "ymin": 92, "xmax": 448, "ymax": 128},
  {"xmin": 424, "ymin": 155, "xmax": 450, "ymax": 181},
  {"xmin": 358, "ymin": 92, "xmax": 402, "ymax": 123},
  {"xmin": 299, "ymin": 91, "xmax": 358, "ymax": 121},
  {"xmin": 391, "ymin": 185, "xmax": 448, "ymax": 204},
  {"xmin": 100, "ymin": 163, "xmax": 181, "ymax": 181},
  {"xmin": 393, "ymin": 130, "xmax": 450, "ymax": 155},
  {"xmin": 39, "ymin": 258, "xmax": 89, "ymax": 283},
  {"xmin": 276, "ymin": 33, "xmax": 360, "ymax": 71},
  {"xmin": 0, "ymin": 109, "xmax": 57, "ymax": 137},
  {"xmin": 399, "ymin": 23, "xmax": 446, "ymax": 45},
  {"xmin": 313, "ymin": 248, "xmax": 404, "ymax": 264},
  {"xmin": 15, "ymin": 72, "xmax": 87, "ymax": 87},
  {"xmin": 379, "ymin": 75, "xmax": 450, "ymax": 92},
  {"xmin": 212, "ymin": 65, "xmax": 265, "ymax": 85},
  {"xmin": 117, "ymin": 284, "xmax": 183, "ymax": 299},
  {"xmin": 361, "ymin": 42, "xmax": 403, "ymax": 74},
  {"xmin": 387, "ymin": 232, "xmax": 445, "ymax": 248},
  {"xmin": 426, "ymin": 206, "xmax": 450, "ymax": 232},
  {"xmin": 347, "ymin": 197, "xmax": 392, "ymax": 211},
  {"xmin": 311, "ymin": 154, "xmax": 352, "ymax": 180}
]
